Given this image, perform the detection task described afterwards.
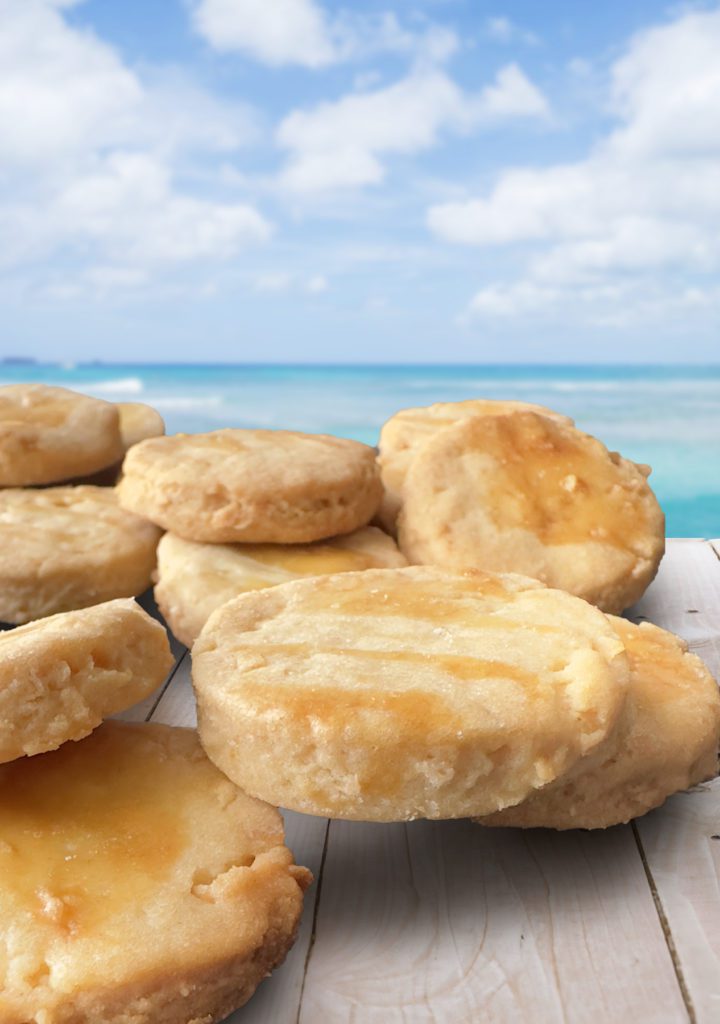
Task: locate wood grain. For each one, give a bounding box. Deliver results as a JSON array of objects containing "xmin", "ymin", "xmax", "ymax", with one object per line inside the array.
[
  {"xmin": 298, "ymin": 816, "xmax": 685, "ymax": 1022},
  {"xmin": 632, "ymin": 541, "xmax": 720, "ymax": 1024}
]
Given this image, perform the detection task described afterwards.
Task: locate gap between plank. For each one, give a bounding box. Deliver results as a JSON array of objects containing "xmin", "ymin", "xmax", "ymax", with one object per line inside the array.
[
  {"xmin": 296, "ymin": 818, "xmax": 331, "ymax": 1024},
  {"xmin": 631, "ymin": 821, "xmax": 696, "ymax": 1024}
]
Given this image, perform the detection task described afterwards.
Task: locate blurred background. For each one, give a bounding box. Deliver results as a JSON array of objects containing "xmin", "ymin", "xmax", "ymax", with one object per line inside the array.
[{"xmin": 2, "ymin": 0, "xmax": 719, "ymax": 535}]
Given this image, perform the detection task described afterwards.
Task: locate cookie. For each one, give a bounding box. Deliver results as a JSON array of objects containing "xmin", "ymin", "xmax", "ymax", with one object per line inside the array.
[
  {"xmin": 0, "ymin": 599, "xmax": 172, "ymax": 764},
  {"xmin": 398, "ymin": 411, "xmax": 665, "ymax": 613},
  {"xmin": 193, "ymin": 567, "xmax": 629, "ymax": 822},
  {"xmin": 377, "ymin": 399, "xmax": 573, "ymax": 534},
  {"xmin": 156, "ymin": 526, "xmax": 407, "ymax": 647},
  {"xmin": 0, "ymin": 384, "xmax": 123, "ymax": 486},
  {"xmin": 117, "ymin": 401, "xmax": 165, "ymax": 451},
  {"xmin": 478, "ymin": 617, "xmax": 720, "ymax": 829},
  {"xmin": 0, "ymin": 721, "xmax": 312, "ymax": 1024},
  {"xmin": 118, "ymin": 428, "xmax": 382, "ymax": 544},
  {"xmin": 0, "ymin": 486, "xmax": 161, "ymax": 624}
]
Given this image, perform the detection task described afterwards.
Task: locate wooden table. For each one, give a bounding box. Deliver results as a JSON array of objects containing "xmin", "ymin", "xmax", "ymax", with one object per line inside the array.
[{"xmin": 125, "ymin": 539, "xmax": 720, "ymax": 1023}]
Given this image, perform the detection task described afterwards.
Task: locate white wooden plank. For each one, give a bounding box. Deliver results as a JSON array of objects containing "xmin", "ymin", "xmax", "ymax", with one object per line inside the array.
[
  {"xmin": 631, "ymin": 540, "xmax": 720, "ymax": 1024},
  {"xmin": 627, "ymin": 538, "xmax": 720, "ymax": 672},
  {"xmin": 149, "ymin": 652, "xmax": 329, "ymax": 1024},
  {"xmin": 148, "ymin": 652, "xmax": 195, "ymax": 727},
  {"xmin": 299, "ymin": 817, "xmax": 686, "ymax": 1023}
]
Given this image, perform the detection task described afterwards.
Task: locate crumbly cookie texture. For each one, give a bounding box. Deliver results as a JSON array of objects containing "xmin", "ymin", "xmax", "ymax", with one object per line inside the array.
[
  {"xmin": 193, "ymin": 566, "xmax": 629, "ymax": 822},
  {"xmin": 0, "ymin": 486, "xmax": 161, "ymax": 624},
  {"xmin": 0, "ymin": 384, "xmax": 123, "ymax": 486},
  {"xmin": 477, "ymin": 617, "xmax": 720, "ymax": 829},
  {"xmin": 156, "ymin": 525, "xmax": 407, "ymax": 647},
  {"xmin": 0, "ymin": 599, "xmax": 172, "ymax": 764},
  {"xmin": 117, "ymin": 401, "xmax": 165, "ymax": 451},
  {"xmin": 376, "ymin": 399, "xmax": 574, "ymax": 534},
  {"xmin": 0, "ymin": 721, "xmax": 312, "ymax": 1024},
  {"xmin": 398, "ymin": 411, "xmax": 665, "ymax": 613},
  {"xmin": 118, "ymin": 428, "xmax": 383, "ymax": 544}
]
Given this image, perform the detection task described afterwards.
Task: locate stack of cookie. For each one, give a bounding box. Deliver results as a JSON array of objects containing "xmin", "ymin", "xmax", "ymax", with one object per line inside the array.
[
  {"xmin": 116, "ymin": 427, "xmax": 406, "ymax": 645},
  {"xmin": 377, "ymin": 399, "xmax": 666, "ymax": 613},
  {"xmin": 191, "ymin": 565, "xmax": 720, "ymax": 830},
  {"xmin": 0, "ymin": 384, "xmax": 166, "ymax": 623},
  {"xmin": 0, "ymin": 600, "xmax": 311, "ymax": 1023},
  {"xmin": 1, "ymin": 383, "xmax": 718, "ymax": 1023}
]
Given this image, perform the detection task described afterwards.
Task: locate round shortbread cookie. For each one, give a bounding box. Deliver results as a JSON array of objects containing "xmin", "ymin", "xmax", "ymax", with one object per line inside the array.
[
  {"xmin": 0, "ymin": 599, "xmax": 172, "ymax": 764},
  {"xmin": 0, "ymin": 721, "xmax": 312, "ymax": 1024},
  {"xmin": 156, "ymin": 526, "xmax": 407, "ymax": 647},
  {"xmin": 193, "ymin": 567, "xmax": 629, "ymax": 822},
  {"xmin": 478, "ymin": 617, "xmax": 720, "ymax": 829},
  {"xmin": 0, "ymin": 486, "xmax": 162, "ymax": 624},
  {"xmin": 117, "ymin": 401, "xmax": 165, "ymax": 451},
  {"xmin": 0, "ymin": 384, "xmax": 123, "ymax": 486},
  {"xmin": 377, "ymin": 399, "xmax": 574, "ymax": 534},
  {"xmin": 398, "ymin": 411, "xmax": 665, "ymax": 613},
  {"xmin": 118, "ymin": 429, "xmax": 382, "ymax": 544}
]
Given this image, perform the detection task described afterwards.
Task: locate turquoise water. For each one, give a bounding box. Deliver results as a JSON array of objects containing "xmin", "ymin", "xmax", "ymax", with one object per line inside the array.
[{"xmin": 3, "ymin": 363, "xmax": 718, "ymax": 538}]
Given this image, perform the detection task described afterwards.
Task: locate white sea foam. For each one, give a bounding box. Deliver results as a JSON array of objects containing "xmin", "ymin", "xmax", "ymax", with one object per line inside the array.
[{"xmin": 90, "ymin": 377, "xmax": 144, "ymax": 395}]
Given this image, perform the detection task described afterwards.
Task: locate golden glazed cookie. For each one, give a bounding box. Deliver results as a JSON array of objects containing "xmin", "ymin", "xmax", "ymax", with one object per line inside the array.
[
  {"xmin": 0, "ymin": 486, "xmax": 161, "ymax": 624},
  {"xmin": 193, "ymin": 567, "xmax": 629, "ymax": 822},
  {"xmin": 117, "ymin": 401, "xmax": 165, "ymax": 451},
  {"xmin": 478, "ymin": 617, "xmax": 720, "ymax": 829},
  {"xmin": 0, "ymin": 599, "xmax": 172, "ymax": 764},
  {"xmin": 0, "ymin": 384, "xmax": 123, "ymax": 486},
  {"xmin": 118, "ymin": 428, "xmax": 383, "ymax": 544},
  {"xmin": 398, "ymin": 411, "xmax": 665, "ymax": 613},
  {"xmin": 376, "ymin": 399, "xmax": 574, "ymax": 533},
  {"xmin": 156, "ymin": 526, "xmax": 408, "ymax": 647},
  {"xmin": 0, "ymin": 721, "xmax": 312, "ymax": 1024}
]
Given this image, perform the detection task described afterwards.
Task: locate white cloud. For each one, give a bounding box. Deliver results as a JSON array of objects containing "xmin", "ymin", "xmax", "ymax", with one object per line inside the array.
[
  {"xmin": 249, "ymin": 271, "xmax": 329, "ymax": 294},
  {"xmin": 277, "ymin": 63, "xmax": 548, "ymax": 192},
  {"xmin": 53, "ymin": 154, "xmax": 271, "ymax": 265},
  {"xmin": 306, "ymin": 274, "xmax": 328, "ymax": 293},
  {"xmin": 428, "ymin": 8, "xmax": 720, "ymax": 325},
  {"xmin": 0, "ymin": 0, "xmax": 256, "ymax": 168},
  {"xmin": 192, "ymin": 0, "xmax": 458, "ymax": 69},
  {"xmin": 485, "ymin": 16, "xmax": 538, "ymax": 46},
  {"xmin": 0, "ymin": 0, "xmax": 141, "ymax": 166},
  {"xmin": 1, "ymin": 0, "xmax": 270, "ymax": 291},
  {"xmin": 462, "ymin": 279, "xmax": 720, "ymax": 331},
  {"xmin": 477, "ymin": 63, "xmax": 548, "ymax": 118},
  {"xmin": 193, "ymin": 0, "xmax": 336, "ymax": 68},
  {"xmin": 84, "ymin": 266, "xmax": 149, "ymax": 291}
]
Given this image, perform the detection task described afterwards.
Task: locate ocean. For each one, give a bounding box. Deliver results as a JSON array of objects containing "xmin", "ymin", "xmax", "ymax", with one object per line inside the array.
[{"xmin": 3, "ymin": 363, "xmax": 718, "ymax": 538}]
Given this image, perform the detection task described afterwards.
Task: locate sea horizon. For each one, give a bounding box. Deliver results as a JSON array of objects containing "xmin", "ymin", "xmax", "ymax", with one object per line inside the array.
[
  {"xmin": 5, "ymin": 359, "xmax": 720, "ymax": 368},
  {"xmin": 3, "ymin": 361, "xmax": 718, "ymax": 539}
]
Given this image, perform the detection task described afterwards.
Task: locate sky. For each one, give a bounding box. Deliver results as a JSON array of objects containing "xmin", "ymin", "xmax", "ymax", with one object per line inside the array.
[{"xmin": 2, "ymin": 0, "xmax": 720, "ymax": 364}]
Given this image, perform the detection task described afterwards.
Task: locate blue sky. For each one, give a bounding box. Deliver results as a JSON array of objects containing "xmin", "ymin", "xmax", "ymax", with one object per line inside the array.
[{"xmin": 2, "ymin": 0, "xmax": 719, "ymax": 363}]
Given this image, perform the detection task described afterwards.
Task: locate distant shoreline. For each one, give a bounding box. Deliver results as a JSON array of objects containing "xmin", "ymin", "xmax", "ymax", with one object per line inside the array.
[{"xmin": 3, "ymin": 359, "xmax": 720, "ymax": 371}]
